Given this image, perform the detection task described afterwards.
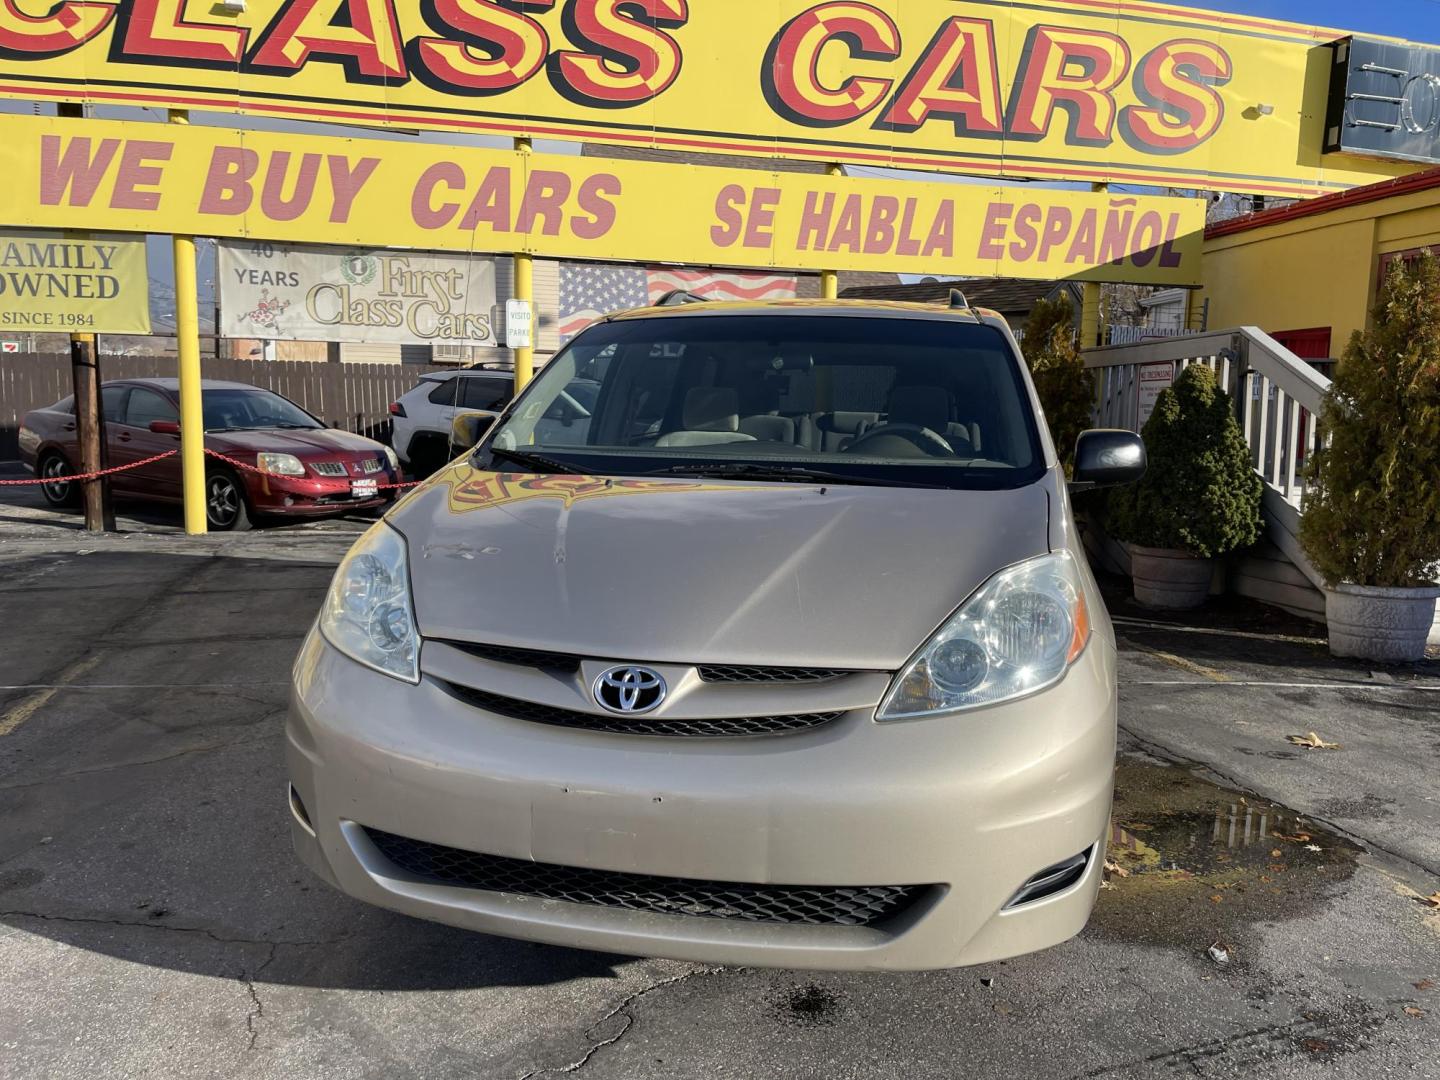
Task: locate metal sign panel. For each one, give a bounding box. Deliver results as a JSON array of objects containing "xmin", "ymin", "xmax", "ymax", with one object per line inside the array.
[
  {"xmin": 1324, "ymin": 37, "xmax": 1440, "ymax": 165},
  {"xmin": 0, "ymin": 228, "xmax": 150, "ymax": 335},
  {"xmin": 0, "ymin": 0, "xmax": 1422, "ymax": 197},
  {"xmin": 219, "ymin": 241, "xmax": 499, "ymax": 345},
  {"xmin": 0, "ymin": 114, "xmax": 1207, "ymax": 286}
]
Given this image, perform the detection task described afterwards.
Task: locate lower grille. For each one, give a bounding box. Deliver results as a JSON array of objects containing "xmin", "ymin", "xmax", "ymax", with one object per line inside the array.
[
  {"xmin": 311, "ymin": 461, "xmax": 347, "ymax": 476},
  {"xmin": 440, "ymin": 681, "xmax": 842, "ymax": 737},
  {"xmin": 363, "ymin": 827, "xmax": 927, "ymax": 926}
]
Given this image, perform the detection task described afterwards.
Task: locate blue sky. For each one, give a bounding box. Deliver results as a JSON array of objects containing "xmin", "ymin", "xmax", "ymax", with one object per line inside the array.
[{"xmin": 1182, "ymin": 0, "xmax": 1440, "ymax": 44}]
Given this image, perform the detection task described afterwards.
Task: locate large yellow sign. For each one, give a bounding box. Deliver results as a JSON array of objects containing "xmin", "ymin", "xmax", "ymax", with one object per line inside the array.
[
  {"xmin": 0, "ymin": 1, "xmax": 1417, "ymax": 197},
  {"xmin": 0, "ymin": 227, "xmax": 150, "ymax": 334},
  {"xmin": 0, "ymin": 114, "xmax": 1206, "ymax": 284}
]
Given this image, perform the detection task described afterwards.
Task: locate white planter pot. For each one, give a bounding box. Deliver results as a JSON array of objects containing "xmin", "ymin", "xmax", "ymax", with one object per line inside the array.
[
  {"xmin": 1324, "ymin": 582, "xmax": 1440, "ymax": 663},
  {"xmin": 1129, "ymin": 545, "xmax": 1215, "ymax": 610}
]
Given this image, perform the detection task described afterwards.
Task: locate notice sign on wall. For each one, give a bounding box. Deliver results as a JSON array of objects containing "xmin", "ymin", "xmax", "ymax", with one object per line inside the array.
[
  {"xmin": 0, "ymin": 229, "xmax": 149, "ymax": 335},
  {"xmin": 1137, "ymin": 362, "xmax": 1177, "ymax": 430},
  {"xmin": 219, "ymin": 242, "xmax": 498, "ymax": 346}
]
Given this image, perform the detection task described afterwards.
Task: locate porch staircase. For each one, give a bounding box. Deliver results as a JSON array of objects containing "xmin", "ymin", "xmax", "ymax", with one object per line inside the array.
[{"xmin": 1083, "ymin": 329, "xmax": 1440, "ymax": 642}]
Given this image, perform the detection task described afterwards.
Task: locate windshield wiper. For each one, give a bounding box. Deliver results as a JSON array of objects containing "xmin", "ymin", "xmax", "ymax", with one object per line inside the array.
[
  {"xmin": 485, "ymin": 446, "xmax": 578, "ymax": 474},
  {"xmin": 646, "ymin": 463, "xmax": 949, "ymax": 489}
]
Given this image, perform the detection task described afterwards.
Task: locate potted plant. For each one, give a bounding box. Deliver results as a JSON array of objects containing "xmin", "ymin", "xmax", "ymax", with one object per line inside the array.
[
  {"xmin": 1104, "ymin": 363, "xmax": 1262, "ymax": 608},
  {"xmin": 1025, "ymin": 296, "xmax": 1093, "ymax": 475},
  {"xmin": 1299, "ymin": 251, "xmax": 1440, "ymax": 662}
]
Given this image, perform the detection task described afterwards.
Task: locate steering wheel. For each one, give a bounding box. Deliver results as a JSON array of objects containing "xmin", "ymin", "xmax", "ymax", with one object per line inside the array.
[{"xmin": 844, "ymin": 423, "xmax": 954, "ymax": 457}]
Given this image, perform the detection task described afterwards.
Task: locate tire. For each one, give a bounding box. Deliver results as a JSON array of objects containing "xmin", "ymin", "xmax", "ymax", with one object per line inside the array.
[
  {"xmin": 37, "ymin": 451, "xmax": 81, "ymax": 508},
  {"xmin": 204, "ymin": 468, "xmax": 252, "ymax": 532}
]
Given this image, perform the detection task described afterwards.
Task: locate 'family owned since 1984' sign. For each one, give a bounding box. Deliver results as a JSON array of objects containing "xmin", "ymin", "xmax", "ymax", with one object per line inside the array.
[
  {"xmin": 0, "ymin": 229, "xmax": 150, "ymax": 335},
  {"xmin": 218, "ymin": 242, "xmax": 498, "ymax": 346}
]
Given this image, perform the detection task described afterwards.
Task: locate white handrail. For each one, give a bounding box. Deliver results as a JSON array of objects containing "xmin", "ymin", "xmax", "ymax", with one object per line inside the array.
[{"xmin": 1082, "ymin": 327, "xmax": 1334, "ymax": 509}]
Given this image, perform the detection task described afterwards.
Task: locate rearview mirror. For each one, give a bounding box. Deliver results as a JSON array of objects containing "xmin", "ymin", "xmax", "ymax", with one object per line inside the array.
[
  {"xmin": 149, "ymin": 420, "xmax": 181, "ymax": 436},
  {"xmin": 450, "ymin": 411, "xmax": 496, "ymax": 454},
  {"xmin": 1070, "ymin": 429, "xmax": 1146, "ymax": 490}
]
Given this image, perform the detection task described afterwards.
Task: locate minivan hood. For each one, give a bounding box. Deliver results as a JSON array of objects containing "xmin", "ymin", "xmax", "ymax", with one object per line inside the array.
[{"xmin": 391, "ymin": 467, "xmax": 1050, "ymax": 670}]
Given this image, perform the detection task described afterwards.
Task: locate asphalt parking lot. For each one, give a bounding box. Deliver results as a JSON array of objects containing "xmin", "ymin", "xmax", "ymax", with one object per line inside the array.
[{"xmin": 2, "ymin": 489, "xmax": 1439, "ymax": 1079}]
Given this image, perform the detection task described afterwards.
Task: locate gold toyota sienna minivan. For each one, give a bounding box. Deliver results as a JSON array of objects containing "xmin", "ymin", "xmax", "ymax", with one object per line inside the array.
[{"xmin": 287, "ymin": 296, "xmax": 1145, "ymax": 971}]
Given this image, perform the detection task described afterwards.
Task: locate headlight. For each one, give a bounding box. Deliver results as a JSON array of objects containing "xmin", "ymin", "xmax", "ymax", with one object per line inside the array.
[
  {"xmin": 319, "ymin": 523, "xmax": 419, "ymax": 683},
  {"xmin": 877, "ymin": 552, "xmax": 1091, "ymax": 720},
  {"xmin": 257, "ymin": 452, "xmax": 306, "ymax": 477},
  {"xmin": 383, "ymin": 445, "xmax": 399, "ymax": 470}
]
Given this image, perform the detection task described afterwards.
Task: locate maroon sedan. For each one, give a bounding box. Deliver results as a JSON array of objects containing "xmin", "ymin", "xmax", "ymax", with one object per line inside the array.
[{"xmin": 18, "ymin": 378, "xmax": 401, "ymax": 530}]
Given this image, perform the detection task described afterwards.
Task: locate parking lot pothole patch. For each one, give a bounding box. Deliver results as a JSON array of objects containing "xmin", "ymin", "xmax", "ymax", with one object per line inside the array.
[{"xmin": 1091, "ymin": 760, "xmax": 1362, "ymax": 960}]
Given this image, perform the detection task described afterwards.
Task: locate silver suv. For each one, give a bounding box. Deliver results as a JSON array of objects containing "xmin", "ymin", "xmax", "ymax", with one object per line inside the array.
[{"xmin": 289, "ymin": 299, "xmax": 1144, "ymax": 970}]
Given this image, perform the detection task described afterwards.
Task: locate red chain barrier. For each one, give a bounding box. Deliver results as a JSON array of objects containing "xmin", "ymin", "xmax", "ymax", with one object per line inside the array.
[
  {"xmin": 0, "ymin": 449, "xmax": 179, "ymax": 486},
  {"xmin": 0, "ymin": 447, "xmax": 426, "ymax": 490}
]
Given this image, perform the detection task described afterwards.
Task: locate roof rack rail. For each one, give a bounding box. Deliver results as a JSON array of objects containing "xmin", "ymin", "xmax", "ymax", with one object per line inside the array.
[{"xmin": 653, "ymin": 289, "xmax": 708, "ymax": 307}]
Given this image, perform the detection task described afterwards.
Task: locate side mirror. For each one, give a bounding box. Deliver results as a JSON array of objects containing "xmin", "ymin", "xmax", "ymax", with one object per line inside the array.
[
  {"xmin": 450, "ymin": 411, "xmax": 496, "ymax": 454},
  {"xmin": 149, "ymin": 420, "xmax": 181, "ymax": 436},
  {"xmin": 1071, "ymin": 429, "xmax": 1146, "ymax": 490}
]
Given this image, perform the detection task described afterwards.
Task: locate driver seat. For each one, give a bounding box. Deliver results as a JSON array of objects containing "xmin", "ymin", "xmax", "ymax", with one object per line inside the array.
[{"xmin": 880, "ymin": 386, "xmax": 973, "ymax": 454}]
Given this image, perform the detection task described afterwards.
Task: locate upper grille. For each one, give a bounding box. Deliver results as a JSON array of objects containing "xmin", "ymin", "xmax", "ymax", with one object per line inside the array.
[
  {"xmin": 311, "ymin": 461, "xmax": 347, "ymax": 476},
  {"xmin": 698, "ymin": 664, "xmax": 852, "ymax": 683},
  {"xmin": 434, "ymin": 641, "xmax": 860, "ymax": 685},
  {"xmin": 439, "ymin": 640, "xmax": 582, "ymax": 674},
  {"xmin": 440, "ymin": 681, "xmax": 843, "ymax": 738},
  {"xmin": 363, "ymin": 827, "xmax": 927, "ymax": 926}
]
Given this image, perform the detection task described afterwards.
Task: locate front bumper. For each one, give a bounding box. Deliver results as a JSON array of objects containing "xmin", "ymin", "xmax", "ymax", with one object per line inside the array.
[
  {"xmin": 287, "ymin": 631, "xmax": 1116, "ymax": 971},
  {"xmin": 243, "ymin": 472, "xmax": 394, "ymax": 515}
]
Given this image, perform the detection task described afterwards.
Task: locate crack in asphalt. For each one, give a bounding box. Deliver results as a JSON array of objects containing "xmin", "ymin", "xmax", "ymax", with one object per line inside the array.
[
  {"xmin": 0, "ymin": 908, "xmax": 353, "ymax": 951},
  {"xmin": 0, "ymin": 732, "xmax": 279, "ymax": 793},
  {"xmin": 515, "ymin": 968, "xmax": 726, "ymax": 1079},
  {"xmin": 1118, "ymin": 721, "xmax": 1440, "ymax": 882},
  {"xmin": 243, "ymin": 942, "xmax": 279, "ymax": 1052}
]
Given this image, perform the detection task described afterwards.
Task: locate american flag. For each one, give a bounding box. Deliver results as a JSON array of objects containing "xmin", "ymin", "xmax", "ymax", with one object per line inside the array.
[{"xmin": 558, "ymin": 264, "xmax": 798, "ymax": 341}]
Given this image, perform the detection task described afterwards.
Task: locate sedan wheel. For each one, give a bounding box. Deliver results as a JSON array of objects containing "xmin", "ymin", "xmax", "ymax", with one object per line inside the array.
[
  {"xmin": 39, "ymin": 453, "xmax": 79, "ymax": 508},
  {"xmin": 205, "ymin": 471, "xmax": 252, "ymax": 531}
]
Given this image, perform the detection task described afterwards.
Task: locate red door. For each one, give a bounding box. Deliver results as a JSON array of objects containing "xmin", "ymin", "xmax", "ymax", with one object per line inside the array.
[{"xmin": 111, "ymin": 386, "xmax": 183, "ymax": 500}]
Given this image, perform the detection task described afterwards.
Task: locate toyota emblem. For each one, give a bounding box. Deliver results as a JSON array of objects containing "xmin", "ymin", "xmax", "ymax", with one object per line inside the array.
[{"xmin": 593, "ymin": 665, "xmax": 667, "ymax": 715}]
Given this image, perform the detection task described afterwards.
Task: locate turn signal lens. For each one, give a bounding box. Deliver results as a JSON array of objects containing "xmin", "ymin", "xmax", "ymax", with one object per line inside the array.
[{"xmin": 877, "ymin": 552, "xmax": 1092, "ymax": 720}]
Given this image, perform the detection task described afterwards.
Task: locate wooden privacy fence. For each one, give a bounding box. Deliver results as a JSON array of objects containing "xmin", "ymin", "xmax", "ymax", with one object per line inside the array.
[{"xmin": 0, "ymin": 352, "xmax": 448, "ymax": 460}]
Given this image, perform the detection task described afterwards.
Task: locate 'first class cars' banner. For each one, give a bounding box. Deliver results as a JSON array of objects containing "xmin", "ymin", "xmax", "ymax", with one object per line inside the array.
[
  {"xmin": 0, "ymin": 114, "xmax": 1207, "ymax": 285},
  {"xmin": 0, "ymin": 0, "xmax": 1424, "ymax": 197}
]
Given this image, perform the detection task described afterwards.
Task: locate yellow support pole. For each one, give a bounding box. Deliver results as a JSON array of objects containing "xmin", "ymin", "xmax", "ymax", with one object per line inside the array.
[
  {"xmin": 512, "ymin": 136, "xmax": 535, "ymax": 391},
  {"xmin": 820, "ymin": 163, "xmax": 843, "ymax": 299},
  {"xmin": 1079, "ymin": 182, "xmax": 1107, "ymax": 349},
  {"xmin": 169, "ymin": 109, "xmax": 206, "ymax": 535}
]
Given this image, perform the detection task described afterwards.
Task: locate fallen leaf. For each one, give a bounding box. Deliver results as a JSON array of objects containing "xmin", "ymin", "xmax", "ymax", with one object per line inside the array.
[
  {"xmin": 1271, "ymin": 848, "xmax": 1283, "ymax": 857},
  {"xmin": 1415, "ymin": 979, "xmax": 1434, "ymax": 991},
  {"xmin": 1305, "ymin": 844, "xmax": 1323, "ymax": 852},
  {"xmin": 1420, "ymin": 893, "xmax": 1440, "ymax": 909},
  {"xmin": 1099, "ymin": 880, "xmax": 1115, "ymax": 891},
  {"xmin": 1207, "ymin": 942, "xmax": 1231, "ymax": 964},
  {"xmin": 1259, "ymin": 875, "xmax": 1273, "ymax": 884},
  {"xmin": 1404, "ymin": 1006, "xmax": 1424, "ymax": 1019},
  {"xmin": 1269, "ymin": 864, "xmax": 1288, "ymax": 873},
  {"xmin": 1287, "ymin": 731, "xmax": 1340, "ymax": 750},
  {"xmin": 1103, "ymin": 859, "xmax": 1131, "ymax": 878},
  {"xmin": 1275, "ymin": 832, "xmax": 1312, "ymax": 842},
  {"xmin": 1210, "ymin": 894, "xmax": 1224, "ymax": 903}
]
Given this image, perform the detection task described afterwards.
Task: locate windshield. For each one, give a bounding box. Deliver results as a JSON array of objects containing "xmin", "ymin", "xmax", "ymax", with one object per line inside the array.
[
  {"xmin": 202, "ymin": 389, "xmax": 323, "ymax": 432},
  {"xmin": 485, "ymin": 314, "xmax": 1045, "ymax": 489}
]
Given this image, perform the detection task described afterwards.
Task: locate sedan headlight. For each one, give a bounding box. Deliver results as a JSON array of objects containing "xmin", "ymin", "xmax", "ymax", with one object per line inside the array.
[
  {"xmin": 319, "ymin": 523, "xmax": 419, "ymax": 683},
  {"xmin": 257, "ymin": 452, "xmax": 306, "ymax": 477},
  {"xmin": 877, "ymin": 552, "xmax": 1091, "ymax": 720}
]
